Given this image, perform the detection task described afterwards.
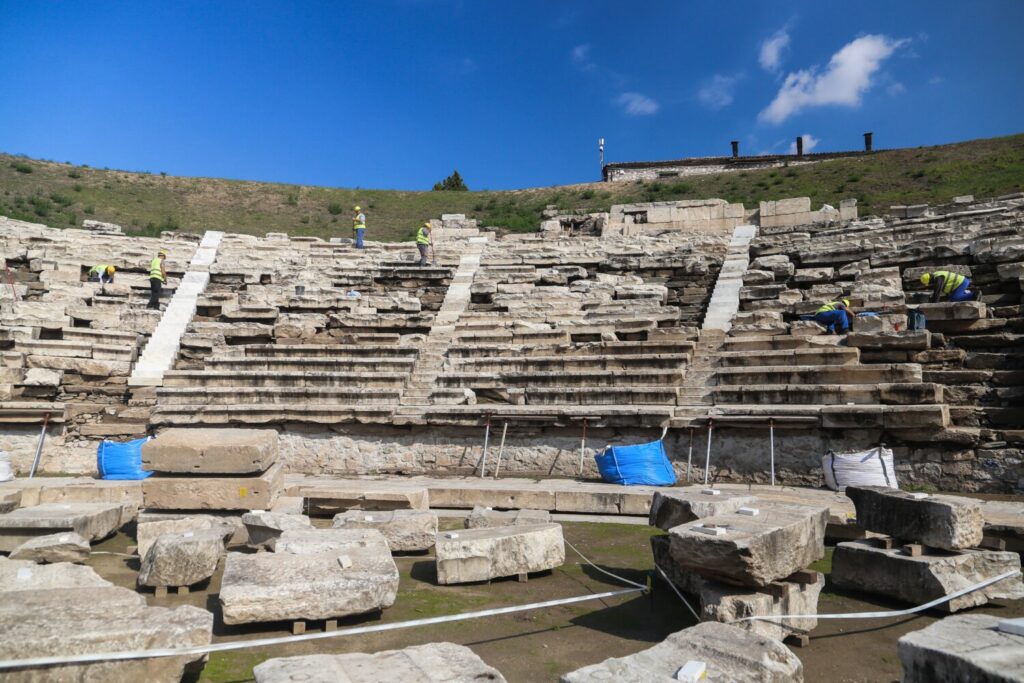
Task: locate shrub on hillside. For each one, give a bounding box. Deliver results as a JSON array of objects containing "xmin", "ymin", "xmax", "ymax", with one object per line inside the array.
[
  {"xmin": 432, "ymin": 170, "xmax": 469, "ymax": 191},
  {"xmin": 11, "ymin": 162, "xmax": 32, "ymax": 173}
]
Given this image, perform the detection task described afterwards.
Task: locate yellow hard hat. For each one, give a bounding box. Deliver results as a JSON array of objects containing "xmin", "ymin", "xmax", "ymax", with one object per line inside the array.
[
  {"xmin": 354, "ymin": 206, "xmax": 361, "ymax": 211},
  {"xmin": 842, "ymin": 298, "xmax": 850, "ymax": 307},
  {"xmin": 920, "ymin": 273, "xmax": 931, "ymax": 285},
  {"xmin": 423, "ymin": 222, "xmax": 431, "ymax": 228},
  {"xmin": 106, "ymin": 265, "xmax": 116, "ymax": 275},
  {"xmin": 158, "ymin": 249, "xmax": 168, "ymax": 257}
]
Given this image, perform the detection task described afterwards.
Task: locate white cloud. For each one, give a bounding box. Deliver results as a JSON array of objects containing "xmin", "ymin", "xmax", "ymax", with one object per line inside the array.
[
  {"xmin": 928, "ymin": 75, "xmax": 943, "ymax": 85},
  {"xmin": 759, "ymin": 28, "xmax": 791, "ymax": 72},
  {"xmin": 759, "ymin": 34, "xmax": 908, "ymax": 124},
  {"xmin": 615, "ymin": 92, "xmax": 659, "ymax": 116},
  {"xmin": 697, "ymin": 73, "xmax": 743, "ymax": 110},
  {"xmin": 886, "ymin": 81, "xmax": 905, "ymax": 96},
  {"xmin": 788, "ymin": 133, "xmax": 820, "ymax": 154},
  {"xmin": 571, "ymin": 44, "xmax": 595, "ymax": 71}
]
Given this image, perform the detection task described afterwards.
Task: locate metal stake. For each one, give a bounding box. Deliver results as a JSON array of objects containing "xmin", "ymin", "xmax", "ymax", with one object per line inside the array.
[
  {"xmin": 703, "ymin": 419, "xmax": 713, "ymax": 486},
  {"xmin": 493, "ymin": 421, "xmax": 508, "ymax": 478},
  {"xmin": 577, "ymin": 418, "xmax": 588, "ymax": 477},
  {"xmin": 477, "ymin": 415, "xmax": 492, "ymax": 477},
  {"xmin": 769, "ymin": 419, "xmax": 776, "ymax": 486},
  {"xmin": 28, "ymin": 412, "xmax": 51, "ymax": 479},
  {"xmin": 685, "ymin": 427, "xmax": 694, "ymax": 482}
]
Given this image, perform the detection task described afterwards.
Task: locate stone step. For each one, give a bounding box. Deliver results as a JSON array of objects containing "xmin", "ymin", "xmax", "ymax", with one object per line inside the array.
[
  {"xmin": 163, "ymin": 370, "xmax": 409, "ymax": 388},
  {"xmin": 715, "ymin": 363, "xmax": 923, "ymax": 386},
  {"xmin": 713, "ymin": 382, "xmax": 944, "ymax": 406}
]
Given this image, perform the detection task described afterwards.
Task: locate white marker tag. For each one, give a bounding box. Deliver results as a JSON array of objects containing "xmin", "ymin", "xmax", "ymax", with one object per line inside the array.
[
  {"xmin": 337, "ymin": 555, "xmax": 353, "ymax": 569},
  {"xmin": 445, "ymin": 532, "xmax": 459, "ymax": 540},
  {"xmin": 183, "ymin": 532, "xmax": 194, "ymax": 538},
  {"xmin": 16, "ymin": 568, "xmax": 32, "ymax": 581},
  {"xmin": 363, "ymin": 515, "xmax": 373, "ymax": 522},
  {"xmin": 998, "ymin": 618, "xmax": 1024, "ymax": 636},
  {"xmin": 693, "ymin": 525, "xmax": 726, "ymax": 536},
  {"xmin": 909, "ymin": 492, "xmax": 929, "ymax": 500},
  {"xmin": 701, "ymin": 489, "xmax": 721, "ymax": 496},
  {"xmin": 675, "ymin": 660, "xmax": 707, "ymax": 682},
  {"xmin": 737, "ymin": 507, "xmax": 759, "ymax": 516}
]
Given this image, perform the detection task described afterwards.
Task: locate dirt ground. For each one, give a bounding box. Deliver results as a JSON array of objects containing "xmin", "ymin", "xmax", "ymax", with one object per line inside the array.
[{"xmin": 86, "ymin": 519, "xmax": 1024, "ymax": 683}]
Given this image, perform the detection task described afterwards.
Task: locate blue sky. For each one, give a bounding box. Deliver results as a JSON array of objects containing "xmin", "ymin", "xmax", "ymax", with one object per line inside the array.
[{"xmin": 1, "ymin": 1, "xmax": 1022, "ymax": 190}]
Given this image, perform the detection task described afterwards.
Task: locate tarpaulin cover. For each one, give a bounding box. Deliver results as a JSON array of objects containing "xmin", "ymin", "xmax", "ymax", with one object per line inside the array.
[
  {"xmin": 97, "ymin": 437, "xmax": 153, "ymax": 480},
  {"xmin": 595, "ymin": 439, "xmax": 677, "ymax": 486}
]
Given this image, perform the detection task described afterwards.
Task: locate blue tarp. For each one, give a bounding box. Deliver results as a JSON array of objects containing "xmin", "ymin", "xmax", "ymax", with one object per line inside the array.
[
  {"xmin": 594, "ymin": 439, "xmax": 676, "ymax": 486},
  {"xmin": 97, "ymin": 437, "xmax": 153, "ymax": 480}
]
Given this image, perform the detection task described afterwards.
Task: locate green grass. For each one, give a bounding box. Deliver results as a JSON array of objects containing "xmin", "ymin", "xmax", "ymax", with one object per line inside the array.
[{"xmin": 1, "ymin": 133, "xmax": 1021, "ymax": 241}]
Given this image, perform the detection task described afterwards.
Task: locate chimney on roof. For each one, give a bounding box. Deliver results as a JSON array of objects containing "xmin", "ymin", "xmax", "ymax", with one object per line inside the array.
[
  {"xmin": 730, "ymin": 140, "xmax": 739, "ymax": 158},
  {"xmin": 864, "ymin": 132, "xmax": 874, "ymax": 152},
  {"xmin": 795, "ymin": 136, "xmax": 804, "ymax": 156}
]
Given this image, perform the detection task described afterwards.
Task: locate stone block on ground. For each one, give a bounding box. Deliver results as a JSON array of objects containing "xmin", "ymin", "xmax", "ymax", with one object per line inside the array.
[
  {"xmin": 668, "ymin": 503, "xmax": 827, "ymax": 587},
  {"xmin": 272, "ymin": 528, "xmax": 390, "ymax": 555},
  {"xmin": 219, "ymin": 543, "xmax": 399, "ymax": 624},
  {"xmin": 9, "ymin": 531, "xmax": 90, "ymax": 563},
  {"xmin": 434, "ymin": 523, "xmax": 564, "ymax": 585},
  {"xmin": 138, "ymin": 527, "xmax": 228, "ymax": 588},
  {"xmin": 242, "ymin": 511, "xmax": 312, "ymax": 550},
  {"xmin": 301, "ymin": 485, "xmax": 429, "ymax": 514},
  {"xmin": 652, "ymin": 535, "xmax": 823, "ymax": 641},
  {"xmin": 143, "ymin": 427, "xmax": 279, "ymax": 474},
  {"xmin": 253, "ymin": 642, "xmax": 506, "ymax": 683},
  {"xmin": 137, "ymin": 515, "xmax": 240, "ymax": 557},
  {"xmin": 560, "ymin": 621, "xmax": 803, "ymax": 682},
  {"xmin": 831, "ymin": 540, "xmax": 1023, "ymax": 612},
  {"xmin": 845, "ymin": 486, "xmax": 983, "ymax": 550},
  {"xmin": 332, "ymin": 509, "xmax": 438, "ymax": 552},
  {"xmin": 897, "ymin": 613, "xmax": 1024, "ymax": 683},
  {"xmin": 142, "ymin": 462, "xmax": 283, "ymax": 510},
  {"xmin": 465, "ymin": 506, "xmax": 552, "ymax": 529},
  {"xmin": 648, "ymin": 489, "xmax": 758, "ymax": 530},
  {"xmin": 0, "ymin": 556, "xmax": 111, "ymax": 591},
  {"xmin": 0, "ymin": 585, "xmax": 212, "ymax": 683},
  {"xmin": 0, "ymin": 502, "xmax": 124, "ymax": 551}
]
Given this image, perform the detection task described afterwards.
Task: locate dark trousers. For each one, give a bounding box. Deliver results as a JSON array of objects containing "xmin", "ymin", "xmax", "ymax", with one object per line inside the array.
[
  {"xmin": 813, "ymin": 309, "xmax": 850, "ymax": 334},
  {"xmin": 418, "ymin": 243, "xmax": 430, "ymax": 266},
  {"xmin": 148, "ymin": 277, "xmax": 162, "ymax": 309}
]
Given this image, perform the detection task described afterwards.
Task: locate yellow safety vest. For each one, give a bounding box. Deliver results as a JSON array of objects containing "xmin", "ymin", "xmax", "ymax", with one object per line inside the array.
[
  {"xmin": 816, "ymin": 300, "xmax": 845, "ymax": 314},
  {"xmin": 416, "ymin": 227, "xmax": 431, "ymax": 245},
  {"xmin": 931, "ymin": 270, "xmax": 965, "ymax": 294},
  {"xmin": 89, "ymin": 264, "xmax": 110, "ymax": 276},
  {"xmin": 353, "ymin": 214, "xmax": 366, "ymax": 230},
  {"xmin": 149, "ymin": 257, "xmax": 165, "ymax": 282}
]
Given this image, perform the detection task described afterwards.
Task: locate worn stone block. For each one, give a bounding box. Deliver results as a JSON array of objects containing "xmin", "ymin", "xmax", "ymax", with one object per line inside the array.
[
  {"xmin": 668, "ymin": 503, "xmax": 827, "ymax": 587},
  {"xmin": 332, "ymin": 510, "xmax": 438, "ymax": 552},
  {"xmin": 9, "ymin": 531, "xmax": 90, "ymax": 563},
  {"xmin": 242, "ymin": 511, "xmax": 312, "ymax": 550},
  {"xmin": 845, "ymin": 486, "xmax": 983, "ymax": 550},
  {"xmin": 648, "ymin": 490, "xmax": 758, "ymax": 531},
  {"xmin": 898, "ymin": 614, "xmax": 1024, "ymax": 683},
  {"xmin": 301, "ymin": 484, "xmax": 429, "ymax": 514},
  {"xmin": 561, "ymin": 621, "xmax": 803, "ymax": 682},
  {"xmin": 831, "ymin": 540, "xmax": 1022, "ymax": 611},
  {"xmin": 142, "ymin": 428, "xmax": 278, "ymax": 474},
  {"xmin": 273, "ymin": 528, "xmax": 390, "ymax": 555},
  {"xmin": 139, "ymin": 528, "xmax": 228, "ymax": 588},
  {"xmin": 0, "ymin": 503, "xmax": 123, "ymax": 551},
  {"xmin": 253, "ymin": 643, "xmax": 506, "ymax": 683},
  {"xmin": 435, "ymin": 523, "xmax": 565, "ymax": 584},
  {"xmin": 142, "ymin": 462, "xmax": 283, "ymax": 510},
  {"xmin": 137, "ymin": 515, "xmax": 239, "ymax": 558},
  {"xmin": 465, "ymin": 506, "xmax": 552, "ymax": 529},
  {"xmin": 0, "ymin": 556, "xmax": 110, "ymax": 591}
]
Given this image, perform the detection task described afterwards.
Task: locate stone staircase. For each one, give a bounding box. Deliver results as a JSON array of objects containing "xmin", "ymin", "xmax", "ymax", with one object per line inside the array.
[
  {"xmin": 701, "ymin": 224, "xmax": 756, "ymax": 332},
  {"xmin": 675, "ymin": 329, "xmax": 725, "ymax": 414},
  {"xmin": 398, "ymin": 236, "xmax": 488, "ymax": 410}
]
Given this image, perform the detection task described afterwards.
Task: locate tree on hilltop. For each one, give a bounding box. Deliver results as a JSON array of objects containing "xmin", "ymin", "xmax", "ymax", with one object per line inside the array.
[{"xmin": 432, "ymin": 170, "xmax": 469, "ymax": 191}]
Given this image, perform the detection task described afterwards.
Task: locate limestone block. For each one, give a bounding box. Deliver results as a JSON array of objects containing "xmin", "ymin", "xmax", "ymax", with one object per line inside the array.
[
  {"xmin": 26, "ymin": 355, "xmax": 130, "ymax": 377},
  {"xmin": 750, "ymin": 255, "xmax": 794, "ymax": 280},
  {"xmin": 898, "ymin": 614, "xmax": 1024, "ymax": 683},
  {"xmin": 741, "ymin": 270, "xmax": 774, "ymax": 285},
  {"xmin": 653, "ymin": 536, "xmax": 823, "ymax": 641},
  {"xmin": 9, "ymin": 531, "xmax": 90, "ymax": 563},
  {"xmin": 792, "ymin": 267, "xmax": 833, "ymax": 284},
  {"xmin": 775, "ymin": 197, "xmax": 812, "ymax": 215},
  {"xmin": 0, "ymin": 556, "xmax": 111, "ymax": 591},
  {"xmin": 301, "ymin": 484, "xmax": 429, "ymax": 513},
  {"xmin": 465, "ymin": 506, "xmax": 552, "ymax": 529},
  {"xmin": 853, "ymin": 313, "xmax": 906, "ymax": 334},
  {"xmin": 253, "ymin": 643, "xmax": 507, "ymax": 683},
  {"xmin": 219, "ymin": 543, "xmax": 399, "ymax": 624},
  {"xmin": 846, "ymin": 329, "xmax": 930, "ymax": 350},
  {"xmin": 0, "ymin": 586, "xmax": 212, "ymax": 683},
  {"xmin": 0, "ymin": 502, "xmax": 124, "ymax": 551},
  {"xmin": 142, "ymin": 462, "xmax": 283, "ymax": 510},
  {"xmin": 139, "ymin": 528, "xmax": 227, "ymax": 588},
  {"xmin": 137, "ymin": 515, "xmax": 239, "ymax": 557},
  {"xmin": 561, "ymin": 621, "xmax": 803, "ymax": 682},
  {"xmin": 648, "ymin": 490, "xmax": 757, "ymax": 531},
  {"xmin": 242, "ymin": 511, "xmax": 312, "ymax": 550},
  {"xmin": 790, "ymin": 320, "xmax": 825, "ymax": 336},
  {"xmin": 668, "ymin": 503, "xmax": 827, "ymax": 587},
  {"xmin": 915, "ymin": 301, "xmax": 985, "ymax": 321},
  {"xmin": 832, "ymin": 540, "xmax": 1023, "ymax": 612},
  {"xmin": 435, "ymin": 523, "xmax": 565, "ymax": 584},
  {"xmin": 142, "ymin": 427, "xmax": 279, "ymax": 474},
  {"xmin": 332, "ymin": 510, "xmax": 438, "ymax": 552},
  {"xmin": 21, "ymin": 368, "xmax": 62, "ymax": 386},
  {"xmin": 845, "ymin": 486, "xmax": 983, "ymax": 550},
  {"xmin": 273, "ymin": 528, "xmax": 390, "ymax": 555}
]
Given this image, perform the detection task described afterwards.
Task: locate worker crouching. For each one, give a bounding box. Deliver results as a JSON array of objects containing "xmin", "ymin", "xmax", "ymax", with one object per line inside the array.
[
  {"xmin": 88, "ymin": 264, "xmax": 116, "ymax": 284},
  {"xmin": 921, "ymin": 271, "xmax": 975, "ymax": 302},
  {"xmin": 814, "ymin": 298, "xmax": 852, "ymax": 334},
  {"xmin": 148, "ymin": 250, "xmax": 167, "ymax": 310}
]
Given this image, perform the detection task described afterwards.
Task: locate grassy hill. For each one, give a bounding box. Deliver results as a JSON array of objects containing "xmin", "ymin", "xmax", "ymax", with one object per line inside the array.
[{"xmin": 1, "ymin": 133, "xmax": 1022, "ymax": 242}]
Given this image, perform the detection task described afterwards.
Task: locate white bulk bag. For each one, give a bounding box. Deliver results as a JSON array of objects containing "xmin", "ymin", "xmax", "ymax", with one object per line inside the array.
[
  {"xmin": 822, "ymin": 447, "xmax": 898, "ymax": 491},
  {"xmin": 0, "ymin": 450, "xmax": 13, "ymax": 482}
]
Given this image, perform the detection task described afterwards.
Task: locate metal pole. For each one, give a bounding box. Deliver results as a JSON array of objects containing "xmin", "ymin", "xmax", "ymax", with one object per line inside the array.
[
  {"xmin": 769, "ymin": 419, "xmax": 776, "ymax": 486},
  {"xmin": 28, "ymin": 412, "xmax": 50, "ymax": 479},
  {"xmin": 577, "ymin": 418, "xmax": 588, "ymax": 477},
  {"xmin": 4, "ymin": 265, "xmax": 17, "ymax": 301},
  {"xmin": 703, "ymin": 419, "xmax": 713, "ymax": 486},
  {"xmin": 685, "ymin": 427, "xmax": 694, "ymax": 482},
  {"xmin": 477, "ymin": 415, "xmax": 492, "ymax": 477},
  {"xmin": 493, "ymin": 421, "xmax": 508, "ymax": 478}
]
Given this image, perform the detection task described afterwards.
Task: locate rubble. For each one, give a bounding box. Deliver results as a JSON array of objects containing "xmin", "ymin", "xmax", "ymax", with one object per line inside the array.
[
  {"xmin": 136, "ymin": 515, "xmax": 239, "ymax": 557},
  {"xmin": 9, "ymin": 531, "xmax": 90, "ymax": 563},
  {"xmin": 138, "ymin": 527, "xmax": 228, "ymax": 588}
]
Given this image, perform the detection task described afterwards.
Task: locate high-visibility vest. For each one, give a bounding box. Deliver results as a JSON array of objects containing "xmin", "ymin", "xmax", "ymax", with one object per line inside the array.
[
  {"xmin": 816, "ymin": 300, "xmax": 845, "ymax": 314},
  {"xmin": 416, "ymin": 227, "xmax": 431, "ymax": 245},
  {"xmin": 353, "ymin": 213, "xmax": 366, "ymax": 230},
  {"xmin": 931, "ymin": 270, "xmax": 965, "ymax": 294},
  {"xmin": 89, "ymin": 264, "xmax": 110, "ymax": 276},
  {"xmin": 149, "ymin": 257, "xmax": 165, "ymax": 282}
]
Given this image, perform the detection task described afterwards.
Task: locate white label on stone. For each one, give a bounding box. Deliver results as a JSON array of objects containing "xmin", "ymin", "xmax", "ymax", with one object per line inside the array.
[
  {"xmin": 909, "ymin": 492, "xmax": 929, "ymax": 499},
  {"xmin": 336, "ymin": 555, "xmax": 353, "ymax": 569},
  {"xmin": 999, "ymin": 618, "xmax": 1024, "ymax": 636},
  {"xmin": 446, "ymin": 532, "xmax": 459, "ymax": 539},
  {"xmin": 183, "ymin": 532, "xmax": 194, "ymax": 538},
  {"xmin": 701, "ymin": 489, "xmax": 721, "ymax": 496},
  {"xmin": 250, "ymin": 509, "xmax": 266, "ymax": 514},
  {"xmin": 363, "ymin": 515, "xmax": 373, "ymax": 521},
  {"xmin": 16, "ymin": 568, "xmax": 32, "ymax": 581},
  {"xmin": 59, "ymin": 534, "xmax": 71, "ymax": 542},
  {"xmin": 737, "ymin": 507, "xmax": 759, "ymax": 516},
  {"xmin": 693, "ymin": 525, "xmax": 727, "ymax": 536},
  {"xmin": 676, "ymin": 661, "xmax": 707, "ymax": 682}
]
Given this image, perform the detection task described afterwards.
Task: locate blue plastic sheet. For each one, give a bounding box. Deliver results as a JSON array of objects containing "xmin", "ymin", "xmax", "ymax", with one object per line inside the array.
[
  {"xmin": 594, "ymin": 439, "xmax": 676, "ymax": 486},
  {"xmin": 97, "ymin": 437, "xmax": 153, "ymax": 480}
]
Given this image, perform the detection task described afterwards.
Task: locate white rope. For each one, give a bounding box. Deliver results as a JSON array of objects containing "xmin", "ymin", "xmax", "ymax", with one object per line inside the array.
[
  {"xmin": 732, "ymin": 569, "xmax": 1021, "ymax": 623},
  {"xmin": 655, "ymin": 566, "xmax": 701, "ymax": 622},
  {"xmin": 564, "ymin": 539, "xmax": 647, "ymax": 590}
]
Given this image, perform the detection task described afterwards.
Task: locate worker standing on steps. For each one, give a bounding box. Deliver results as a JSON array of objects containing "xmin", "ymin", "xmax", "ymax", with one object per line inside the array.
[
  {"xmin": 416, "ymin": 221, "xmax": 434, "ymax": 267},
  {"xmin": 352, "ymin": 205, "xmax": 366, "ymax": 250},
  {"xmin": 921, "ymin": 270, "xmax": 975, "ymax": 302},
  {"xmin": 87, "ymin": 264, "xmax": 116, "ymax": 284},
  {"xmin": 813, "ymin": 297, "xmax": 852, "ymax": 334},
  {"xmin": 147, "ymin": 249, "xmax": 167, "ymax": 310}
]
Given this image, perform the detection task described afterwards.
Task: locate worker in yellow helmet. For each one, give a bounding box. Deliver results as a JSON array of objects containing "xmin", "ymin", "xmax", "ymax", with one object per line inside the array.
[
  {"xmin": 352, "ymin": 206, "xmax": 366, "ymax": 250},
  {"xmin": 920, "ymin": 271, "xmax": 975, "ymax": 302},
  {"xmin": 416, "ymin": 221, "xmax": 433, "ymax": 267},
  {"xmin": 147, "ymin": 250, "xmax": 167, "ymax": 310},
  {"xmin": 813, "ymin": 297, "xmax": 852, "ymax": 334},
  {"xmin": 87, "ymin": 264, "xmax": 116, "ymax": 284}
]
